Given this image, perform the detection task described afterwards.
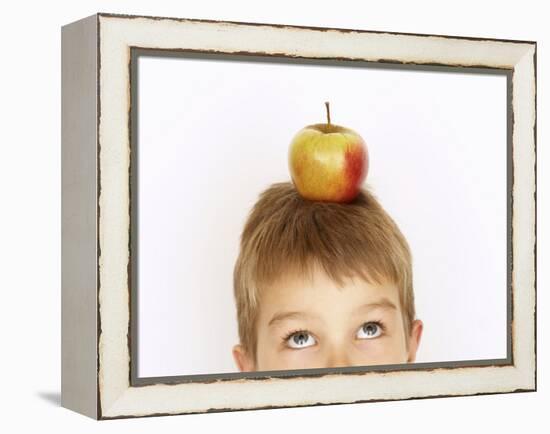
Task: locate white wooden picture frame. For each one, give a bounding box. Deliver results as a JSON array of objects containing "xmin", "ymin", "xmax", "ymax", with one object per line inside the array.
[{"xmin": 61, "ymin": 12, "xmax": 536, "ymax": 420}]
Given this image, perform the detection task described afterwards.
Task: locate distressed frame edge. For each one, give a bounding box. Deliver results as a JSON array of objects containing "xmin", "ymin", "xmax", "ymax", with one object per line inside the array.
[
  {"xmin": 513, "ymin": 42, "xmax": 537, "ymax": 391},
  {"xmin": 102, "ymin": 389, "xmax": 538, "ymax": 421},
  {"xmin": 94, "ymin": 11, "xmax": 537, "ymax": 45},
  {"xmin": 94, "ymin": 13, "xmax": 537, "ymax": 420}
]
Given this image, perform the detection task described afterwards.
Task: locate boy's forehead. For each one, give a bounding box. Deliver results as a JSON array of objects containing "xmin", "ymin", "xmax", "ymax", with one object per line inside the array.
[
  {"xmin": 266, "ymin": 261, "xmax": 394, "ymax": 291},
  {"xmin": 259, "ymin": 265, "xmax": 401, "ymax": 314}
]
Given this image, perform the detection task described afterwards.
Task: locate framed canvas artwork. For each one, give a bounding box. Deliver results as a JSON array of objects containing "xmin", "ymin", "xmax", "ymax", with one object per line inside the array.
[{"xmin": 61, "ymin": 12, "xmax": 537, "ymax": 420}]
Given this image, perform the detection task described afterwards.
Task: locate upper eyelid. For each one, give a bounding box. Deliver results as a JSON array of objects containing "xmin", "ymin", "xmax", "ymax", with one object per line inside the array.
[
  {"xmin": 362, "ymin": 320, "xmax": 386, "ymax": 332},
  {"xmin": 359, "ymin": 321, "xmax": 384, "ymax": 332},
  {"xmin": 285, "ymin": 329, "xmax": 317, "ymax": 341}
]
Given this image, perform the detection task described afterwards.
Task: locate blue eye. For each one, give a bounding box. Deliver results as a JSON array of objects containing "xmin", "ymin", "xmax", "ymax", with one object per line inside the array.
[
  {"xmin": 357, "ymin": 322, "xmax": 383, "ymax": 339},
  {"xmin": 285, "ymin": 330, "xmax": 316, "ymax": 349}
]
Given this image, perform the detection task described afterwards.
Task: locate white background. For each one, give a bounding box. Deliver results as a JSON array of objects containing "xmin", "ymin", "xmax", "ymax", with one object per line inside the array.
[
  {"xmin": 137, "ymin": 55, "xmax": 508, "ymax": 377},
  {"xmin": 0, "ymin": 0, "xmax": 547, "ymax": 432}
]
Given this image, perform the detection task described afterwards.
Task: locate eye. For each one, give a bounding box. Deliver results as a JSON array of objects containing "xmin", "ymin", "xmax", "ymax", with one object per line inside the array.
[
  {"xmin": 285, "ymin": 330, "xmax": 317, "ymax": 349},
  {"xmin": 357, "ymin": 321, "xmax": 383, "ymax": 340}
]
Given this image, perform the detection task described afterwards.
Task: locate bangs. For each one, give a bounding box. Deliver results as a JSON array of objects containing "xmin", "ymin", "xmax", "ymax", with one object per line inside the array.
[{"xmin": 243, "ymin": 182, "xmax": 410, "ymax": 292}]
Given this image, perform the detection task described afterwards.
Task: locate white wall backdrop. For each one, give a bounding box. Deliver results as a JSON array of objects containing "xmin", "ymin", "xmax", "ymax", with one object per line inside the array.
[{"xmin": 137, "ymin": 54, "xmax": 508, "ymax": 377}]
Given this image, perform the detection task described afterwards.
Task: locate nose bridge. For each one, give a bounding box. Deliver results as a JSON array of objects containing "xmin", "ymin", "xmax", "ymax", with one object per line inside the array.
[{"xmin": 325, "ymin": 339, "xmax": 352, "ymax": 368}]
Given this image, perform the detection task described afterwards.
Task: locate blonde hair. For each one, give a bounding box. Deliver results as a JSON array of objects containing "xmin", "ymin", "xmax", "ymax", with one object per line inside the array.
[{"xmin": 233, "ymin": 181, "xmax": 415, "ymax": 362}]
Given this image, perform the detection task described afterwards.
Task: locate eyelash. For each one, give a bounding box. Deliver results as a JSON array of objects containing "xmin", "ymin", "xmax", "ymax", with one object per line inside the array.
[
  {"xmin": 282, "ymin": 328, "xmax": 310, "ymax": 343},
  {"xmin": 364, "ymin": 320, "xmax": 386, "ymax": 333},
  {"xmin": 281, "ymin": 320, "xmax": 386, "ymax": 344}
]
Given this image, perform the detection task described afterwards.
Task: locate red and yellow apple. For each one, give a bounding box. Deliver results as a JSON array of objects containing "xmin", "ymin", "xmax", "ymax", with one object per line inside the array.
[{"xmin": 288, "ymin": 102, "xmax": 369, "ymax": 203}]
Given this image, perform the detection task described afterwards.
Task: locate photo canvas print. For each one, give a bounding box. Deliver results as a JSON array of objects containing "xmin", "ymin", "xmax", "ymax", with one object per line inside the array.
[
  {"xmin": 132, "ymin": 51, "xmax": 509, "ymax": 380},
  {"xmin": 61, "ymin": 13, "xmax": 536, "ymax": 419}
]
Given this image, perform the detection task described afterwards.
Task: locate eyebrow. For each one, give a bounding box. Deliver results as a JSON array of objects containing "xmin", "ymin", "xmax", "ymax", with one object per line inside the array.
[
  {"xmin": 353, "ymin": 298, "xmax": 398, "ymax": 314},
  {"xmin": 268, "ymin": 311, "xmax": 313, "ymax": 328},
  {"xmin": 267, "ymin": 298, "xmax": 398, "ymax": 328}
]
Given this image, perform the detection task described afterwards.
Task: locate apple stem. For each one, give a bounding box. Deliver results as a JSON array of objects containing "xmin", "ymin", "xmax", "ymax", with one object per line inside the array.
[{"xmin": 325, "ymin": 101, "xmax": 331, "ymax": 126}]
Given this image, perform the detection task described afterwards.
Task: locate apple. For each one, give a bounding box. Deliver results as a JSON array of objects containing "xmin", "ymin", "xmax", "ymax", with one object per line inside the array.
[{"xmin": 288, "ymin": 102, "xmax": 369, "ymax": 203}]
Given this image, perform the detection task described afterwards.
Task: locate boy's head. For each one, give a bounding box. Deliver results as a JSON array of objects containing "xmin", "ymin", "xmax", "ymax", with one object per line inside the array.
[{"xmin": 232, "ymin": 182, "xmax": 422, "ymax": 372}]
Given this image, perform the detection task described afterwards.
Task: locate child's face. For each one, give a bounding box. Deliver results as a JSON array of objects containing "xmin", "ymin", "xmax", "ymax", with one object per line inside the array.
[{"xmin": 233, "ymin": 264, "xmax": 422, "ymax": 372}]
